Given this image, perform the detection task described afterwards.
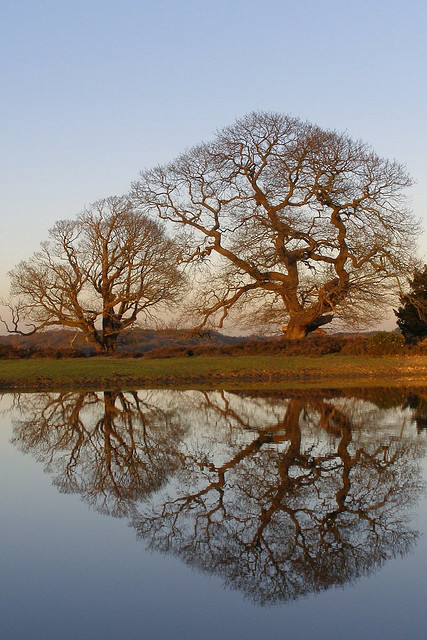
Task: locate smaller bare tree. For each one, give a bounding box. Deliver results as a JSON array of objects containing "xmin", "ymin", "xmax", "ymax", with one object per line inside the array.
[{"xmin": 1, "ymin": 196, "xmax": 186, "ymax": 352}]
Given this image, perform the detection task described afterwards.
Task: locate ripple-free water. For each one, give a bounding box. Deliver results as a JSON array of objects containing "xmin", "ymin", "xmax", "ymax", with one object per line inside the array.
[{"xmin": 1, "ymin": 388, "xmax": 426, "ymax": 640}]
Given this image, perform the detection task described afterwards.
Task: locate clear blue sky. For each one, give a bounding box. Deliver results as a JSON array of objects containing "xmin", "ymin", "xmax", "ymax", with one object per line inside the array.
[{"xmin": 1, "ymin": 0, "xmax": 426, "ymax": 328}]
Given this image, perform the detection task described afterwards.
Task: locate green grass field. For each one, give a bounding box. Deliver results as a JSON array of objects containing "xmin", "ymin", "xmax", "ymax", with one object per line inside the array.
[{"xmin": 1, "ymin": 354, "xmax": 426, "ymax": 390}]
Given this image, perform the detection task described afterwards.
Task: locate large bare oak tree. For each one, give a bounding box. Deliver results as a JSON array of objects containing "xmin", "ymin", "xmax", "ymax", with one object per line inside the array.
[
  {"xmin": 132, "ymin": 112, "xmax": 418, "ymax": 338},
  {"xmin": 1, "ymin": 197, "xmax": 186, "ymax": 352}
]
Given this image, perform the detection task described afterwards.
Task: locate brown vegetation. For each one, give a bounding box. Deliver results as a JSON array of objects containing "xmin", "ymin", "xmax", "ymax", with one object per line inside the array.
[{"xmin": 0, "ymin": 328, "xmax": 425, "ymax": 360}]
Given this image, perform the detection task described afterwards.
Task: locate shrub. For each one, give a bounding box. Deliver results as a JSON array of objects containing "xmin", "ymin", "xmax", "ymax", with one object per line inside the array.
[{"xmin": 364, "ymin": 331, "xmax": 405, "ymax": 355}]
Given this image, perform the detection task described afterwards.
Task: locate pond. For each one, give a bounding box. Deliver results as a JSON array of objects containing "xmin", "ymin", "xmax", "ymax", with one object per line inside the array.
[{"xmin": 1, "ymin": 387, "xmax": 426, "ymax": 640}]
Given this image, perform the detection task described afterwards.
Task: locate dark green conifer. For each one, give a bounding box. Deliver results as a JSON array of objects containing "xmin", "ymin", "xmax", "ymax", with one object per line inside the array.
[{"xmin": 395, "ymin": 266, "xmax": 427, "ymax": 343}]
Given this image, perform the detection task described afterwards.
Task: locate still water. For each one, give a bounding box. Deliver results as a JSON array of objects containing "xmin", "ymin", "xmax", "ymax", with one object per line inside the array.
[{"xmin": 1, "ymin": 387, "xmax": 426, "ymax": 640}]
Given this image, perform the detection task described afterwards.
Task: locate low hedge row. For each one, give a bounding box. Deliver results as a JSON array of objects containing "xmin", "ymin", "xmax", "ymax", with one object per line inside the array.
[{"xmin": 0, "ymin": 331, "xmax": 425, "ymax": 360}]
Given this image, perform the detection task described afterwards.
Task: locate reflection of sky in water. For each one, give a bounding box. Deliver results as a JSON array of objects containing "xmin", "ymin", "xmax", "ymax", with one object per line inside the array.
[{"xmin": 0, "ymin": 388, "xmax": 426, "ymax": 640}]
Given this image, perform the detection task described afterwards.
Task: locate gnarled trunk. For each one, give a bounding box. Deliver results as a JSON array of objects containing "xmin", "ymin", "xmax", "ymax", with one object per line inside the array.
[
  {"xmin": 284, "ymin": 314, "xmax": 334, "ymax": 340},
  {"xmin": 101, "ymin": 314, "xmax": 120, "ymax": 353},
  {"xmin": 283, "ymin": 321, "xmax": 309, "ymax": 340},
  {"xmin": 101, "ymin": 333, "xmax": 118, "ymax": 353}
]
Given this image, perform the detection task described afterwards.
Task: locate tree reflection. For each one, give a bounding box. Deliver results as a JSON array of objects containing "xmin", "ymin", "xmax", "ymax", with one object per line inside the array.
[
  {"xmin": 12, "ymin": 390, "xmax": 187, "ymax": 517},
  {"xmin": 132, "ymin": 390, "xmax": 426, "ymax": 604},
  {"xmin": 10, "ymin": 387, "xmax": 427, "ymax": 605},
  {"xmin": 406, "ymin": 394, "xmax": 427, "ymax": 432}
]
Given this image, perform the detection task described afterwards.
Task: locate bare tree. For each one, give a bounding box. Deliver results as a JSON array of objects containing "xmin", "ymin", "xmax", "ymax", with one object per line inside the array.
[
  {"xmin": 1, "ymin": 196, "xmax": 186, "ymax": 352},
  {"xmin": 132, "ymin": 112, "xmax": 418, "ymax": 338}
]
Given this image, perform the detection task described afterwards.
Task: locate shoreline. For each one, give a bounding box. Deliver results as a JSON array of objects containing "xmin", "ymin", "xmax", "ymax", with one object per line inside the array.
[{"xmin": 0, "ymin": 354, "xmax": 426, "ymax": 392}]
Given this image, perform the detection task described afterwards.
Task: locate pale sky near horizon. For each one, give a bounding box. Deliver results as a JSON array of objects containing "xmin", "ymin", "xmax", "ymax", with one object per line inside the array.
[{"xmin": 1, "ymin": 0, "xmax": 426, "ymax": 333}]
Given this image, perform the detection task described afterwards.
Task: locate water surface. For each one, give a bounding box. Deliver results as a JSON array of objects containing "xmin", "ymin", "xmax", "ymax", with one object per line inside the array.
[{"xmin": 1, "ymin": 387, "xmax": 426, "ymax": 639}]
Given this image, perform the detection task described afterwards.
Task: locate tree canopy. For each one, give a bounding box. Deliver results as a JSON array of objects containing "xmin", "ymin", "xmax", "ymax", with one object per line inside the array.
[
  {"xmin": 395, "ymin": 265, "xmax": 427, "ymax": 343},
  {"xmin": 132, "ymin": 111, "xmax": 418, "ymax": 338},
  {"xmin": 1, "ymin": 197, "xmax": 186, "ymax": 352}
]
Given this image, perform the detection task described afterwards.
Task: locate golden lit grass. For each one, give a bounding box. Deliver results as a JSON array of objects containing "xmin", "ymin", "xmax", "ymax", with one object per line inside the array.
[{"xmin": 0, "ymin": 354, "xmax": 426, "ymax": 390}]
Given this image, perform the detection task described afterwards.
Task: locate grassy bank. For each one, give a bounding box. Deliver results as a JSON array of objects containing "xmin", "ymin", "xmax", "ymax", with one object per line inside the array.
[{"xmin": 0, "ymin": 354, "xmax": 426, "ymax": 391}]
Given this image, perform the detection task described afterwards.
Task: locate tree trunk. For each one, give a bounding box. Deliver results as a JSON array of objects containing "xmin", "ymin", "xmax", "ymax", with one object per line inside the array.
[
  {"xmin": 284, "ymin": 322, "xmax": 309, "ymax": 340},
  {"xmin": 101, "ymin": 333, "xmax": 118, "ymax": 353},
  {"xmin": 102, "ymin": 312, "xmax": 120, "ymax": 353},
  {"xmin": 284, "ymin": 314, "xmax": 334, "ymax": 340}
]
